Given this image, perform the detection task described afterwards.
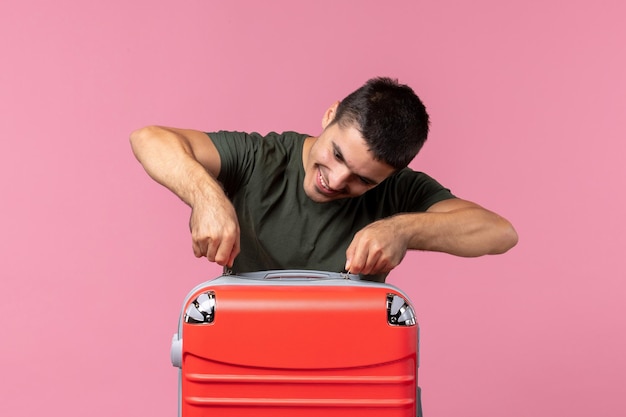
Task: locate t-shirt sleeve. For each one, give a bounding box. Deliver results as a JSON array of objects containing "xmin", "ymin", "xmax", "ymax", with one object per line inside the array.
[
  {"xmin": 377, "ymin": 168, "xmax": 456, "ymax": 214},
  {"xmin": 206, "ymin": 131, "xmax": 258, "ymax": 196}
]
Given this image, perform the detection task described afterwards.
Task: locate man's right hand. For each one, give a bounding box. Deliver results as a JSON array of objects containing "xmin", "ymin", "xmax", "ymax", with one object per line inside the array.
[{"xmin": 190, "ymin": 197, "xmax": 240, "ymax": 267}]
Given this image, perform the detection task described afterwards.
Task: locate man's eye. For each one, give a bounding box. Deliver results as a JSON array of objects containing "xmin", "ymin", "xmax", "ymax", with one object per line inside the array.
[
  {"xmin": 334, "ymin": 151, "xmax": 343, "ymax": 161},
  {"xmin": 359, "ymin": 177, "xmax": 373, "ymax": 186}
]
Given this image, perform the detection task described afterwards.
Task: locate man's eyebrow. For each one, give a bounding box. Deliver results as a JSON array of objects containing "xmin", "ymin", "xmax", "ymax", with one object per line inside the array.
[{"xmin": 332, "ymin": 142, "xmax": 379, "ymax": 185}]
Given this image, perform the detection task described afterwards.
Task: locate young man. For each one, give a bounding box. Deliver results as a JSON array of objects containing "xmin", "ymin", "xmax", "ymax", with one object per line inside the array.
[{"xmin": 130, "ymin": 77, "xmax": 518, "ymax": 282}]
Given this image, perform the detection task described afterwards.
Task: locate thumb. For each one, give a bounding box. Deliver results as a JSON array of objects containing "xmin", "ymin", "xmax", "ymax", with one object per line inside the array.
[
  {"xmin": 345, "ymin": 242, "xmax": 355, "ymax": 272},
  {"xmin": 226, "ymin": 234, "xmax": 241, "ymax": 268}
]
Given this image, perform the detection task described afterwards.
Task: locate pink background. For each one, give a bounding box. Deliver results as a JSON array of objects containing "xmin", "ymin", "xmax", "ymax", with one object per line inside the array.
[{"xmin": 2, "ymin": 1, "xmax": 625, "ymax": 416}]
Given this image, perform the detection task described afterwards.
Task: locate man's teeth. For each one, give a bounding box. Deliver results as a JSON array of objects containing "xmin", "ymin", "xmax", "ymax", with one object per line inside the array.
[{"xmin": 319, "ymin": 171, "xmax": 332, "ymax": 191}]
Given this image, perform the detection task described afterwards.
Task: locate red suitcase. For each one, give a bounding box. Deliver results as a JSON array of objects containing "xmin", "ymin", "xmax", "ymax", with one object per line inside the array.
[{"xmin": 170, "ymin": 270, "xmax": 421, "ymax": 416}]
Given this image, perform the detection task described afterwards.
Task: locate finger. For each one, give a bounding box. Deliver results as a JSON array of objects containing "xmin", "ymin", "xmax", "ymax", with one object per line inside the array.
[
  {"xmin": 227, "ymin": 235, "xmax": 241, "ymax": 268},
  {"xmin": 371, "ymin": 257, "xmax": 393, "ymax": 275},
  {"xmin": 360, "ymin": 249, "xmax": 382, "ymax": 276},
  {"xmin": 206, "ymin": 238, "xmax": 222, "ymax": 262},
  {"xmin": 190, "ymin": 213, "xmax": 208, "ymax": 258},
  {"xmin": 214, "ymin": 233, "xmax": 238, "ymax": 266},
  {"xmin": 345, "ymin": 241, "xmax": 355, "ymax": 272},
  {"xmin": 192, "ymin": 238, "xmax": 207, "ymax": 258},
  {"xmin": 346, "ymin": 238, "xmax": 368, "ymax": 275}
]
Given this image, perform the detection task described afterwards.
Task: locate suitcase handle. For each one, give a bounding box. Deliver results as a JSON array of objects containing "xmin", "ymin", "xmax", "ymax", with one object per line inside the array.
[{"xmin": 236, "ymin": 269, "xmax": 361, "ymax": 280}]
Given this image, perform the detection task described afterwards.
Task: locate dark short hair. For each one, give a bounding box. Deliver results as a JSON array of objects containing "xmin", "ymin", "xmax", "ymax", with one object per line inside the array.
[{"xmin": 332, "ymin": 77, "xmax": 430, "ymax": 170}]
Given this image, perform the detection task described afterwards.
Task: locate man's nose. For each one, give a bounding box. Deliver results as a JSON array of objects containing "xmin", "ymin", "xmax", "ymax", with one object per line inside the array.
[{"xmin": 328, "ymin": 164, "xmax": 351, "ymax": 190}]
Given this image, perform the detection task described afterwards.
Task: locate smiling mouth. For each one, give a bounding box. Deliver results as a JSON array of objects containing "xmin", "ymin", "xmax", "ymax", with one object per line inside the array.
[{"xmin": 317, "ymin": 168, "xmax": 340, "ymax": 195}]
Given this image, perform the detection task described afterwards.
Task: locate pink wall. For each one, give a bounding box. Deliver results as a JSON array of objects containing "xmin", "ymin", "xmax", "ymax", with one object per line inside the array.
[{"xmin": 2, "ymin": 1, "xmax": 625, "ymax": 416}]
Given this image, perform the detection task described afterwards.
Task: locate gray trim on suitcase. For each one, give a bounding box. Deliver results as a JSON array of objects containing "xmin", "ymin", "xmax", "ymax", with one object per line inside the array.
[{"xmin": 235, "ymin": 269, "xmax": 361, "ymax": 280}]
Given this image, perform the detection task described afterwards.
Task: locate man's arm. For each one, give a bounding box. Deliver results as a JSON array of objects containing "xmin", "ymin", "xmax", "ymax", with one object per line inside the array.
[
  {"xmin": 129, "ymin": 126, "xmax": 240, "ymax": 266},
  {"xmin": 345, "ymin": 198, "xmax": 518, "ymax": 275}
]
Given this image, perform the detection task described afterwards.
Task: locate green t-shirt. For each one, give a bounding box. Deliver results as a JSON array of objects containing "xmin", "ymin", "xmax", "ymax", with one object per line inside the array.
[{"xmin": 208, "ymin": 131, "xmax": 455, "ymax": 282}]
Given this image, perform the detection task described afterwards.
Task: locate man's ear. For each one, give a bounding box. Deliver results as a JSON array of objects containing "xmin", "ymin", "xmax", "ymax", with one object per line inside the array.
[{"xmin": 321, "ymin": 101, "xmax": 340, "ymax": 129}]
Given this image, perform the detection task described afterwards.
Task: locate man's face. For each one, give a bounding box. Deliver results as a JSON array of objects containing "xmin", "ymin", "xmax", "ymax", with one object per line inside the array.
[{"xmin": 302, "ymin": 120, "xmax": 395, "ymax": 203}]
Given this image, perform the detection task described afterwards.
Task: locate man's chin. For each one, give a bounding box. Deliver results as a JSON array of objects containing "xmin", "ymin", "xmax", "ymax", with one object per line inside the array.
[
  {"xmin": 303, "ymin": 175, "xmax": 350, "ymax": 202},
  {"xmin": 310, "ymin": 190, "xmax": 348, "ymax": 203}
]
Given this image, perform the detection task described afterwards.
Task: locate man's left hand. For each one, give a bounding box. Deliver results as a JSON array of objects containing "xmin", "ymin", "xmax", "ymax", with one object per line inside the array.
[{"xmin": 345, "ymin": 218, "xmax": 409, "ymax": 275}]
